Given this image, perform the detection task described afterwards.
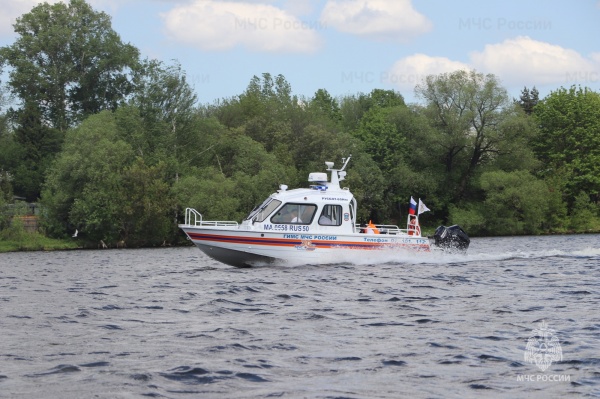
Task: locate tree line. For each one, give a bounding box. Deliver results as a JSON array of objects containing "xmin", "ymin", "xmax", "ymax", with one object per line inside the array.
[{"xmin": 1, "ymin": 0, "xmax": 599, "ymax": 247}]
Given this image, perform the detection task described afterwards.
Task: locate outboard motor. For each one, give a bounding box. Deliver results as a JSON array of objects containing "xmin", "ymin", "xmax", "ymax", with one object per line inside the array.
[{"xmin": 431, "ymin": 225, "xmax": 470, "ymax": 252}]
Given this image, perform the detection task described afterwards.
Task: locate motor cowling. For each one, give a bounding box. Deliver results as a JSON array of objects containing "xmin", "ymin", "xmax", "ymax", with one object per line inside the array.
[{"xmin": 431, "ymin": 225, "xmax": 470, "ymax": 252}]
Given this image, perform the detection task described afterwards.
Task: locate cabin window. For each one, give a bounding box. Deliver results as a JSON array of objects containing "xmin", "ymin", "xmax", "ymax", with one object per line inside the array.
[
  {"xmin": 319, "ymin": 204, "xmax": 343, "ymax": 226},
  {"xmin": 246, "ymin": 199, "xmax": 282, "ymax": 222},
  {"xmin": 244, "ymin": 197, "xmax": 271, "ymax": 220},
  {"xmin": 270, "ymin": 203, "xmax": 316, "ymax": 224}
]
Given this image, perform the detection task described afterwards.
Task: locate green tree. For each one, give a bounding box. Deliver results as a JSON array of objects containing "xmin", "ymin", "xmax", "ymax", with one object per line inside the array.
[
  {"xmin": 309, "ymin": 89, "xmax": 342, "ymax": 122},
  {"xmin": 207, "ymin": 128, "xmax": 296, "ymax": 213},
  {"xmin": 487, "ymin": 105, "xmax": 540, "ymax": 173},
  {"xmin": 0, "ymin": 170, "xmax": 13, "ymax": 204},
  {"xmin": 43, "ymin": 108, "xmax": 182, "ymax": 246},
  {"xmin": 0, "ymin": 134, "xmax": 22, "ymax": 201},
  {"xmin": 415, "ymin": 70, "xmax": 524, "ymax": 202},
  {"xmin": 339, "ymin": 89, "xmax": 404, "ymax": 132},
  {"xmin": 42, "ymin": 111, "xmax": 133, "ymax": 241},
  {"xmin": 10, "ymin": 102, "xmax": 63, "ymax": 200},
  {"xmin": 173, "ymin": 168, "xmax": 241, "ymax": 221},
  {"xmin": 211, "ymin": 73, "xmax": 298, "ymax": 152},
  {"xmin": 479, "ymin": 170, "xmax": 550, "ymax": 235},
  {"xmin": 172, "ymin": 127, "xmax": 292, "ymax": 224},
  {"xmin": 353, "ymin": 106, "xmax": 404, "ymax": 170},
  {"xmin": 533, "ymin": 86, "xmax": 600, "ymax": 206},
  {"xmin": 450, "ymin": 170, "xmax": 552, "ymax": 235},
  {"xmin": 569, "ymin": 192, "xmax": 600, "ymax": 231},
  {"xmin": 0, "ymin": 70, "xmax": 10, "ymax": 138},
  {"xmin": 338, "ymin": 90, "xmax": 408, "ymax": 219},
  {"xmin": 385, "ymin": 105, "xmax": 444, "ymax": 219},
  {"xmin": 119, "ymin": 158, "xmax": 175, "ymax": 246},
  {"xmin": 344, "ymin": 152, "xmax": 386, "ymax": 223},
  {"xmin": 0, "ymin": 0, "xmax": 139, "ymax": 131},
  {"xmin": 368, "ymin": 88, "xmax": 405, "ymax": 108},
  {"xmin": 289, "ymin": 124, "xmax": 351, "ymax": 174},
  {"xmin": 251, "ymin": 73, "xmax": 298, "ymax": 151},
  {"xmin": 0, "ymin": 67, "xmax": 17, "ymax": 201},
  {"xmin": 518, "ymin": 86, "xmax": 539, "ymax": 115},
  {"xmin": 130, "ymin": 60, "xmax": 198, "ymax": 171}
]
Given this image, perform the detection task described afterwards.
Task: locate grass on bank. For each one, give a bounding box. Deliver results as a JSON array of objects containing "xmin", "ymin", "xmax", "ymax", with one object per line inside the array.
[
  {"xmin": 0, "ymin": 218, "xmax": 79, "ymax": 252},
  {"xmin": 0, "ymin": 235, "xmax": 79, "ymax": 252}
]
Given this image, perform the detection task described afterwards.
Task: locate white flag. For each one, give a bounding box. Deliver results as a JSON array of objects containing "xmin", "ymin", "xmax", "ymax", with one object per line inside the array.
[{"xmin": 418, "ymin": 199, "xmax": 430, "ymax": 215}]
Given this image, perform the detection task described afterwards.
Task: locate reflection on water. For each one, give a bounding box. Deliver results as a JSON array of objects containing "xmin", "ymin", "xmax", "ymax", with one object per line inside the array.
[{"xmin": 1, "ymin": 234, "xmax": 599, "ymax": 398}]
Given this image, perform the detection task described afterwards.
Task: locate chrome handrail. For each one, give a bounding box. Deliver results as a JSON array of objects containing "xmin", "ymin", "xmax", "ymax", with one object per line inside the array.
[
  {"xmin": 354, "ymin": 223, "xmax": 414, "ymax": 236},
  {"xmin": 184, "ymin": 208, "xmax": 203, "ymax": 226},
  {"xmin": 184, "ymin": 208, "xmax": 238, "ymax": 227}
]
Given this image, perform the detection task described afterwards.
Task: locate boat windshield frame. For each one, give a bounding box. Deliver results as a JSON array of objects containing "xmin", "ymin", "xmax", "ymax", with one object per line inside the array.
[
  {"xmin": 245, "ymin": 198, "xmax": 282, "ymax": 223},
  {"xmin": 318, "ymin": 204, "xmax": 343, "ymax": 226},
  {"xmin": 270, "ymin": 203, "xmax": 317, "ymax": 225}
]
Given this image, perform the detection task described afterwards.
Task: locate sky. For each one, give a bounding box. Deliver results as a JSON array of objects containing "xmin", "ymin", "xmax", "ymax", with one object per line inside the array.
[{"xmin": 1, "ymin": 0, "xmax": 600, "ymax": 105}]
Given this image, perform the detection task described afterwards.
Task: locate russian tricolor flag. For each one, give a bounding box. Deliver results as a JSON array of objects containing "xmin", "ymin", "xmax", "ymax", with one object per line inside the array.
[{"xmin": 408, "ymin": 196, "xmax": 417, "ymax": 215}]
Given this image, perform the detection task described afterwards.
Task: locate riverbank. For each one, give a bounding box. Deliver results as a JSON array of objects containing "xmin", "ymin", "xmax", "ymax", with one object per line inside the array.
[
  {"xmin": 0, "ymin": 233, "xmax": 79, "ymax": 252},
  {"xmin": 0, "ymin": 217, "xmax": 79, "ymax": 252}
]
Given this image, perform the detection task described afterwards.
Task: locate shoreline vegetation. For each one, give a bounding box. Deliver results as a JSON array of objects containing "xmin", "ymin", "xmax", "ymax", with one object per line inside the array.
[
  {"xmin": 1, "ymin": 221, "xmax": 598, "ymax": 254},
  {"xmin": 0, "ymin": 235, "xmax": 79, "ymax": 253},
  {"xmin": 0, "ymin": 218, "xmax": 78, "ymax": 252}
]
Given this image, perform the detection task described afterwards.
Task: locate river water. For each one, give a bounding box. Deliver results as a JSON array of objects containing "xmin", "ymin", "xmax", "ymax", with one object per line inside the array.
[{"xmin": 1, "ymin": 234, "xmax": 599, "ymax": 398}]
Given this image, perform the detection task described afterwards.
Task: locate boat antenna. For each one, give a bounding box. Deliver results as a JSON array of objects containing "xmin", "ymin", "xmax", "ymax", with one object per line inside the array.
[
  {"xmin": 340, "ymin": 154, "xmax": 352, "ymax": 171},
  {"xmin": 328, "ymin": 154, "xmax": 352, "ymax": 186}
]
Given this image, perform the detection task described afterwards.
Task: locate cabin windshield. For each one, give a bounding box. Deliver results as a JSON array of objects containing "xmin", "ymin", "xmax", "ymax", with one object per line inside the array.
[
  {"xmin": 271, "ymin": 203, "xmax": 316, "ymax": 224},
  {"xmin": 245, "ymin": 198, "xmax": 282, "ymax": 222}
]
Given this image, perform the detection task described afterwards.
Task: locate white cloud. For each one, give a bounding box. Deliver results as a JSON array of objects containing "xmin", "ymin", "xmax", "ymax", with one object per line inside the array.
[
  {"xmin": 320, "ymin": 0, "xmax": 432, "ymax": 41},
  {"xmin": 470, "ymin": 36, "xmax": 599, "ymax": 86},
  {"xmin": 388, "ymin": 37, "xmax": 600, "ymax": 91},
  {"xmin": 386, "ymin": 54, "xmax": 469, "ymax": 90},
  {"xmin": 161, "ymin": 0, "xmax": 322, "ymax": 53},
  {"xmin": 282, "ymin": 0, "xmax": 314, "ymax": 16}
]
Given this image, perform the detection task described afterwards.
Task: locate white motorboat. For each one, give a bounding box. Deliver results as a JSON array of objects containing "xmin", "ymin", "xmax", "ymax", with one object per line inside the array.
[{"xmin": 179, "ymin": 156, "xmax": 469, "ymax": 267}]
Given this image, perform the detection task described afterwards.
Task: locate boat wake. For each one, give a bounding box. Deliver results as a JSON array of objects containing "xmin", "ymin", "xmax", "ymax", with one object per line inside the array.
[
  {"xmin": 248, "ymin": 246, "xmax": 600, "ymax": 268},
  {"xmin": 460, "ymin": 246, "xmax": 600, "ymax": 263},
  {"xmin": 390, "ymin": 246, "xmax": 600, "ymax": 265}
]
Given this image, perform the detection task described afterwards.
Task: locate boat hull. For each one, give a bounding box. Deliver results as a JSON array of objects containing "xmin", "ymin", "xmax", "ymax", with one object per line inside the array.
[
  {"xmin": 194, "ymin": 242, "xmax": 278, "ymax": 267},
  {"xmin": 180, "ymin": 226, "xmax": 430, "ymax": 267}
]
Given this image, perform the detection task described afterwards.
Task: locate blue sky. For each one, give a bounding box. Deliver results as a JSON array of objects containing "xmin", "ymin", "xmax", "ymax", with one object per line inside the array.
[{"xmin": 2, "ymin": 0, "xmax": 600, "ymax": 105}]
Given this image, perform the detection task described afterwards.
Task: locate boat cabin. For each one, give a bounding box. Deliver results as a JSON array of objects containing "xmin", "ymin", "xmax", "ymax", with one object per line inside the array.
[{"xmin": 240, "ymin": 158, "xmax": 358, "ymax": 235}]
